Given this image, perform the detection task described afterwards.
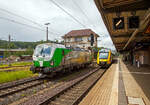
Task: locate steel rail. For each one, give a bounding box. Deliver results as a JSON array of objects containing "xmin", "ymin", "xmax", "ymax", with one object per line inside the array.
[
  {"xmin": 20, "ymin": 67, "xmax": 106, "ymax": 105},
  {"xmin": 0, "ymin": 76, "xmax": 43, "ymax": 90},
  {"xmin": 0, "ymin": 65, "xmax": 31, "ymax": 69}
]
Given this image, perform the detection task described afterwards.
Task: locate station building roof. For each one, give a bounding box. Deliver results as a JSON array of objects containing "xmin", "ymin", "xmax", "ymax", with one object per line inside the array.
[
  {"xmin": 62, "ymin": 29, "xmax": 99, "ymax": 38},
  {"xmin": 94, "ymin": 0, "xmax": 150, "ymax": 52}
]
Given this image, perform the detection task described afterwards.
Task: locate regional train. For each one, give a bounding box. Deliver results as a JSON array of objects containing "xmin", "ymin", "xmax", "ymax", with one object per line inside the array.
[
  {"xmin": 30, "ymin": 43, "xmax": 92, "ymax": 76},
  {"xmin": 97, "ymin": 49, "xmax": 113, "ymax": 68}
]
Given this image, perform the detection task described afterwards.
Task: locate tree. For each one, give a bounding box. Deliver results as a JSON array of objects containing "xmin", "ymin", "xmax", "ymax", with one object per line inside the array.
[{"xmin": 25, "ymin": 46, "xmax": 33, "ymax": 55}]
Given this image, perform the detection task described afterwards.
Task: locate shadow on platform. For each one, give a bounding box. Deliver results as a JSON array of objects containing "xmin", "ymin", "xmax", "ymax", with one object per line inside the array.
[{"xmin": 123, "ymin": 61, "xmax": 150, "ymax": 101}]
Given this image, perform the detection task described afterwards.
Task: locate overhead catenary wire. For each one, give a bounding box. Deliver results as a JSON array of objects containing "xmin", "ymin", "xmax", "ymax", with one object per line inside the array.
[
  {"xmin": 0, "ymin": 17, "xmax": 60, "ymax": 35},
  {"xmin": 0, "ymin": 8, "xmax": 43, "ymax": 27},
  {"xmin": 0, "ymin": 8, "xmax": 61, "ymax": 35},
  {"xmin": 72, "ymin": 0, "xmax": 93, "ymax": 25},
  {"xmin": 49, "ymin": 0, "xmax": 87, "ymax": 28}
]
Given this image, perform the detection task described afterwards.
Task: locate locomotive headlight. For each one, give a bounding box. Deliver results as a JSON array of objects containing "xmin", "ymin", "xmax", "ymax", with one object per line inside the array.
[
  {"xmin": 33, "ymin": 56, "xmax": 38, "ymax": 61},
  {"xmin": 44, "ymin": 56, "xmax": 51, "ymax": 61}
]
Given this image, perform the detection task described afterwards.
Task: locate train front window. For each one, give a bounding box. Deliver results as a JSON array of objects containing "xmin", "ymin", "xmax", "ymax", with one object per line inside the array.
[
  {"xmin": 34, "ymin": 45, "xmax": 52, "ymax": 56},
  {"xmin": 99, "ymin": 53, "xmax": 108, "ymax": 59}
]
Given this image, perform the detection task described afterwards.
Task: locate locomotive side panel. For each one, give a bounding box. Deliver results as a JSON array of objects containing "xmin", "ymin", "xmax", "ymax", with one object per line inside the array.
[{"xmin": 30, "ymin": 43, "xmax": 92, "ymax": 75}]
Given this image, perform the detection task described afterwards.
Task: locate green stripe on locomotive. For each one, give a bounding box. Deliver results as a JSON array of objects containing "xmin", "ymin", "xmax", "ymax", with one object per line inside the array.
[{"xmin": 33, "ymin": 48, "xmax": 72, "ymax": 68}]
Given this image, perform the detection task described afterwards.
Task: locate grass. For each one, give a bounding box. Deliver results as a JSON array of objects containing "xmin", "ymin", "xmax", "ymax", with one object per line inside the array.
[
  {"xmin": 0, "ymin": 61, "xmax": 32, "ymax": 68},
  {"xmin": 11, "ymin": 62, "xmax": 32, "ymax": 66},
  {"xmin": 0, "ymin": 66, "xmax": 30, "ymax": 71},
  {"xmin": 0, "ymin": 70, "xmax": 37, "ymax": 84}
]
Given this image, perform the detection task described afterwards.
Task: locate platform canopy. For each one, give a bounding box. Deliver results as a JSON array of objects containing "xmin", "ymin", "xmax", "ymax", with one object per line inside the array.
[{"xmin": 94, "ymin": 0, "xmax": 150, "ymax": 52}]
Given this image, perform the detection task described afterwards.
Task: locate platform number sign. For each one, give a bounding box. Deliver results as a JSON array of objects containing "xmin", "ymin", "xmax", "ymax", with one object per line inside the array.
[{"xmin": 90, "ymin": 34, "xmax": 94, "ymax": 46}]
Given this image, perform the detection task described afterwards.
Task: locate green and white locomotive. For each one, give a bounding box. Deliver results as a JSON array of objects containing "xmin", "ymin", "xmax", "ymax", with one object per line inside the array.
[{"xmin": 30, "ymin": 43, "xmax": 92, "ymax": 75}]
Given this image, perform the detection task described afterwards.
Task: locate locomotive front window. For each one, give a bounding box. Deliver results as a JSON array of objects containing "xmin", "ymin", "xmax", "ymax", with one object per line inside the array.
[
  {"xmin": 34, "ymin": 45, "xmax": 52, "ymax": 56},
  {"xmin": 41, "ymin": 47, "xmax": 51, "ymax": 56},
  {"xmin": 99, "ymin": 53, "xmax": 108, "ymax": 59}
]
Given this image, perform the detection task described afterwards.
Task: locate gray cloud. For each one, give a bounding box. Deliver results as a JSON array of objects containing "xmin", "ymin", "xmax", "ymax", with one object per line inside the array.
[{"xmin": 0, "ymin": 0, "xmax": 115, "ymax": 50}]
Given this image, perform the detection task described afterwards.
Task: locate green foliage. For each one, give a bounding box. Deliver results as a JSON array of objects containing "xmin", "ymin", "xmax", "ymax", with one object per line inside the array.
[
  {"xmin": 0, "ymin": 70, "xmax": 35, "ymax": 84},
  {"xmin": 0, "ymin": 39, "xmax": 63, "ymax": 57},
  {"xmin": 25, "ymin": 47, "xmax": 33, "ymax": 55},
  {"xmin": 11, "ymin": 62, "xmax": 32, "ymax": 66},
  {"xmin": 0, "ymin": 40, "xmax": 38, "ymax": 49},
  {"xmin": 4, "ymin": 51, "xmax": 9, "ymax": 58},
  {"xmin": 0, "ymin": 39, "xmax": 63, "ymax": 49}
]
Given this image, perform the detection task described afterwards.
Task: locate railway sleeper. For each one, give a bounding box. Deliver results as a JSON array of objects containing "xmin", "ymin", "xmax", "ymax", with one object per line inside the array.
[
  {"xmin": 50, "ymin": 101, "xmax": 66, "ymax": 105},
  {"xmin": 52, "ymin": 97, "xmax": 78, "ymax": 105},
  {"xmin": 0, "ymin": 81, "xmax": 43, "ymax": 98},
  {"xmin": 59, "ymin": 94, "xmax": 77, "ymax": 100},
  {"xmin": 65, "ymin": 88, "xmax": 84, "ymax": 94},
  {"xmin": 68, "ymin": 88, "xmax": 86, "ymax": 93},
  {"xmin": 63, "ymin": 92, "xmax": 82, "ymax": 97},
  {"xmin": 62, "ymin": 93, "xmax": 82, "ymax": 100},
  {"xmin": 72, "ymin": 85, "xmax": 89, "ymax": 90}
]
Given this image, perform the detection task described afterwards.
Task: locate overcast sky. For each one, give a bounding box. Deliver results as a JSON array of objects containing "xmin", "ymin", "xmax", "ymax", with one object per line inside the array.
[{"xmin": 0, "ymin": 0, "xmax": 115, "ymax": 50}]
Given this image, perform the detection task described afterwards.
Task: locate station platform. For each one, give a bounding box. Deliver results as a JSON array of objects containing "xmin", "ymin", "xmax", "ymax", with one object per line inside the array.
[{"xmin": 79, "ymin": 59, "xmax": 150, "ymax": 105}]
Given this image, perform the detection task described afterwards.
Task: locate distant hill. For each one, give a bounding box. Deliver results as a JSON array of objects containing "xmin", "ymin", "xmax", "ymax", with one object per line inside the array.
[{"xmin": 0, "ymin": 40, "xmax": 63, "ymax": 49}]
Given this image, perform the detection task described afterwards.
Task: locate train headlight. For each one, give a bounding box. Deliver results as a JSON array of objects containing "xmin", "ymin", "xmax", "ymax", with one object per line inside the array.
[{"xmin": 33, "ymin": 56, "xmax": 38, "ymax": 61}]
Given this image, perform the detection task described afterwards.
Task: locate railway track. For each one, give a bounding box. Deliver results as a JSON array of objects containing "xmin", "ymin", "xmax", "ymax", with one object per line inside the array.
[
  {"xmin": 0, "ymin": 79, "xmax": 43, "ymax": 98},
  {"xmin": 0, "ymin": 65, "xmax": 31, "ymax": 73},
  {"xmin": 0, "ymin": 68, "xmax": 29, "ymax": 73},
  {"xmin": 20, "ymin": 67, "xmax": 105, "ymax": 105},
  {"xmin": 0, "ymin": 65, "xmax": 31, "ymax": 70},
  {"xmin": 0, "ymin": 66, "xmax": 97, "ymax": 105},
  {"xmin": 0, "ymin": 76, "xmax": 45, "ymax": 105},
  {"xmin": 0, "ymin": 76, "xmax": 42, "ymax": 90}
]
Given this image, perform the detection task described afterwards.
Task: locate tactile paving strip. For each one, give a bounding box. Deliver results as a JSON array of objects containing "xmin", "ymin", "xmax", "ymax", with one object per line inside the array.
[{"xmin": 118, "ymin": 60, "xmax": 128, "ymax": 105}]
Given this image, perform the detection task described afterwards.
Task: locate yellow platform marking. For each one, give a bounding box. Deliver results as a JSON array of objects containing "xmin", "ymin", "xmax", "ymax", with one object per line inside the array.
[{"xmin": 108, "ymin": 60, "xmax": 119, "ymax": 105}]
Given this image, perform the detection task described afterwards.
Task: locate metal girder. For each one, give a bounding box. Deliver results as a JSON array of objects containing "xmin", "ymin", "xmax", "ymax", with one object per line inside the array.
[
  {"xmin": 114, "ymin": 42, "xmax": 127, "ymax": 45},
  {"xmin": 112, "ymin": 35, "xmax": 129, "ymax": 38},
  {"xmin": 112, "ymin": 34, "xmax": 131, "ymax": 38},
  {"xmin": 103, "ymin": 0, "xmax": 142, "ymax": 9},
  {"xmin": 123, "ymin": 11, "xmax": 150, "ymax": 50}
]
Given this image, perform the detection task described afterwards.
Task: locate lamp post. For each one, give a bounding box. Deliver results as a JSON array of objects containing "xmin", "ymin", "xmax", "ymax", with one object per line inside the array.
[{"xmin": 44, "ymin": 23, "xmax": 50, "ymax": 42}]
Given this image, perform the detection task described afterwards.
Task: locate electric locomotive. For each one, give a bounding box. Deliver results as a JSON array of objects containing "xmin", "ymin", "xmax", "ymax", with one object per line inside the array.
[
  {"xmin": 30, "ymin": 43, "xmax": 92, "ymax": 75},
  {"xmin": 97, "ymin": 49, "xmax": 112, "ymax": 67}
]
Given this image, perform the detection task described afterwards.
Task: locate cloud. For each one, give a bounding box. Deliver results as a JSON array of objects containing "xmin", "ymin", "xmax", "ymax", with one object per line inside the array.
[{"xmin": 0, "ymin": 0, "xmax": 115, "ymax": 50}]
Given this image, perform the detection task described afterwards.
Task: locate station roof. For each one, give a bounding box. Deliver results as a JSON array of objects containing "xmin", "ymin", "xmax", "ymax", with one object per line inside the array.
[{"xmin": 94, "ymin": 0, "xmax": 150, "ymax": 52}]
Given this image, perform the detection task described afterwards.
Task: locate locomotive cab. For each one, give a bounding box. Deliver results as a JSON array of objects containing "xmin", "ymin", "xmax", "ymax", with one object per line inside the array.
[
  {"xmin": 33, "ymin": 44, "xmax": 53, "ymax": 65},
  {"xmin": 97, "ymin": 49, "xmax": 112, "ymax": 68},
  {"xmin": 30, "ymin": 43, "xmax": 66, "ymax": 74}
]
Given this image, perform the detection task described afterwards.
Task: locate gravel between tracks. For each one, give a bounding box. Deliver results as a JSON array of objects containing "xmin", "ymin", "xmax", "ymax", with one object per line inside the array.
[
  {"xmin": 19, "ymin": 67, "xmax": 105, "ymax": 105},
  {"xmin": 1, "ymin": 66, "xmax": 96, "ymax": 105},
  {"xmin": 49, "ymin": 69, "xmax": 105, "ymax": 105},
  {"xmin": 0, "ymin": 76, "xmax": 41, "ymax": 90},
  {"xmin": 0, "ymin": 76, "xmax": 44, "ymax": 105}
]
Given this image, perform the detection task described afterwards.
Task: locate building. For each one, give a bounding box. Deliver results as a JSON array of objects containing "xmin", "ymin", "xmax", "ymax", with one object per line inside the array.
[
  {"xmin": 0, "ymin": 49, "xmax": 27, "ymax": 58},
  {"xmin": 62, "ymin": 29, "xmax": 99, "ymax": 49}
]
